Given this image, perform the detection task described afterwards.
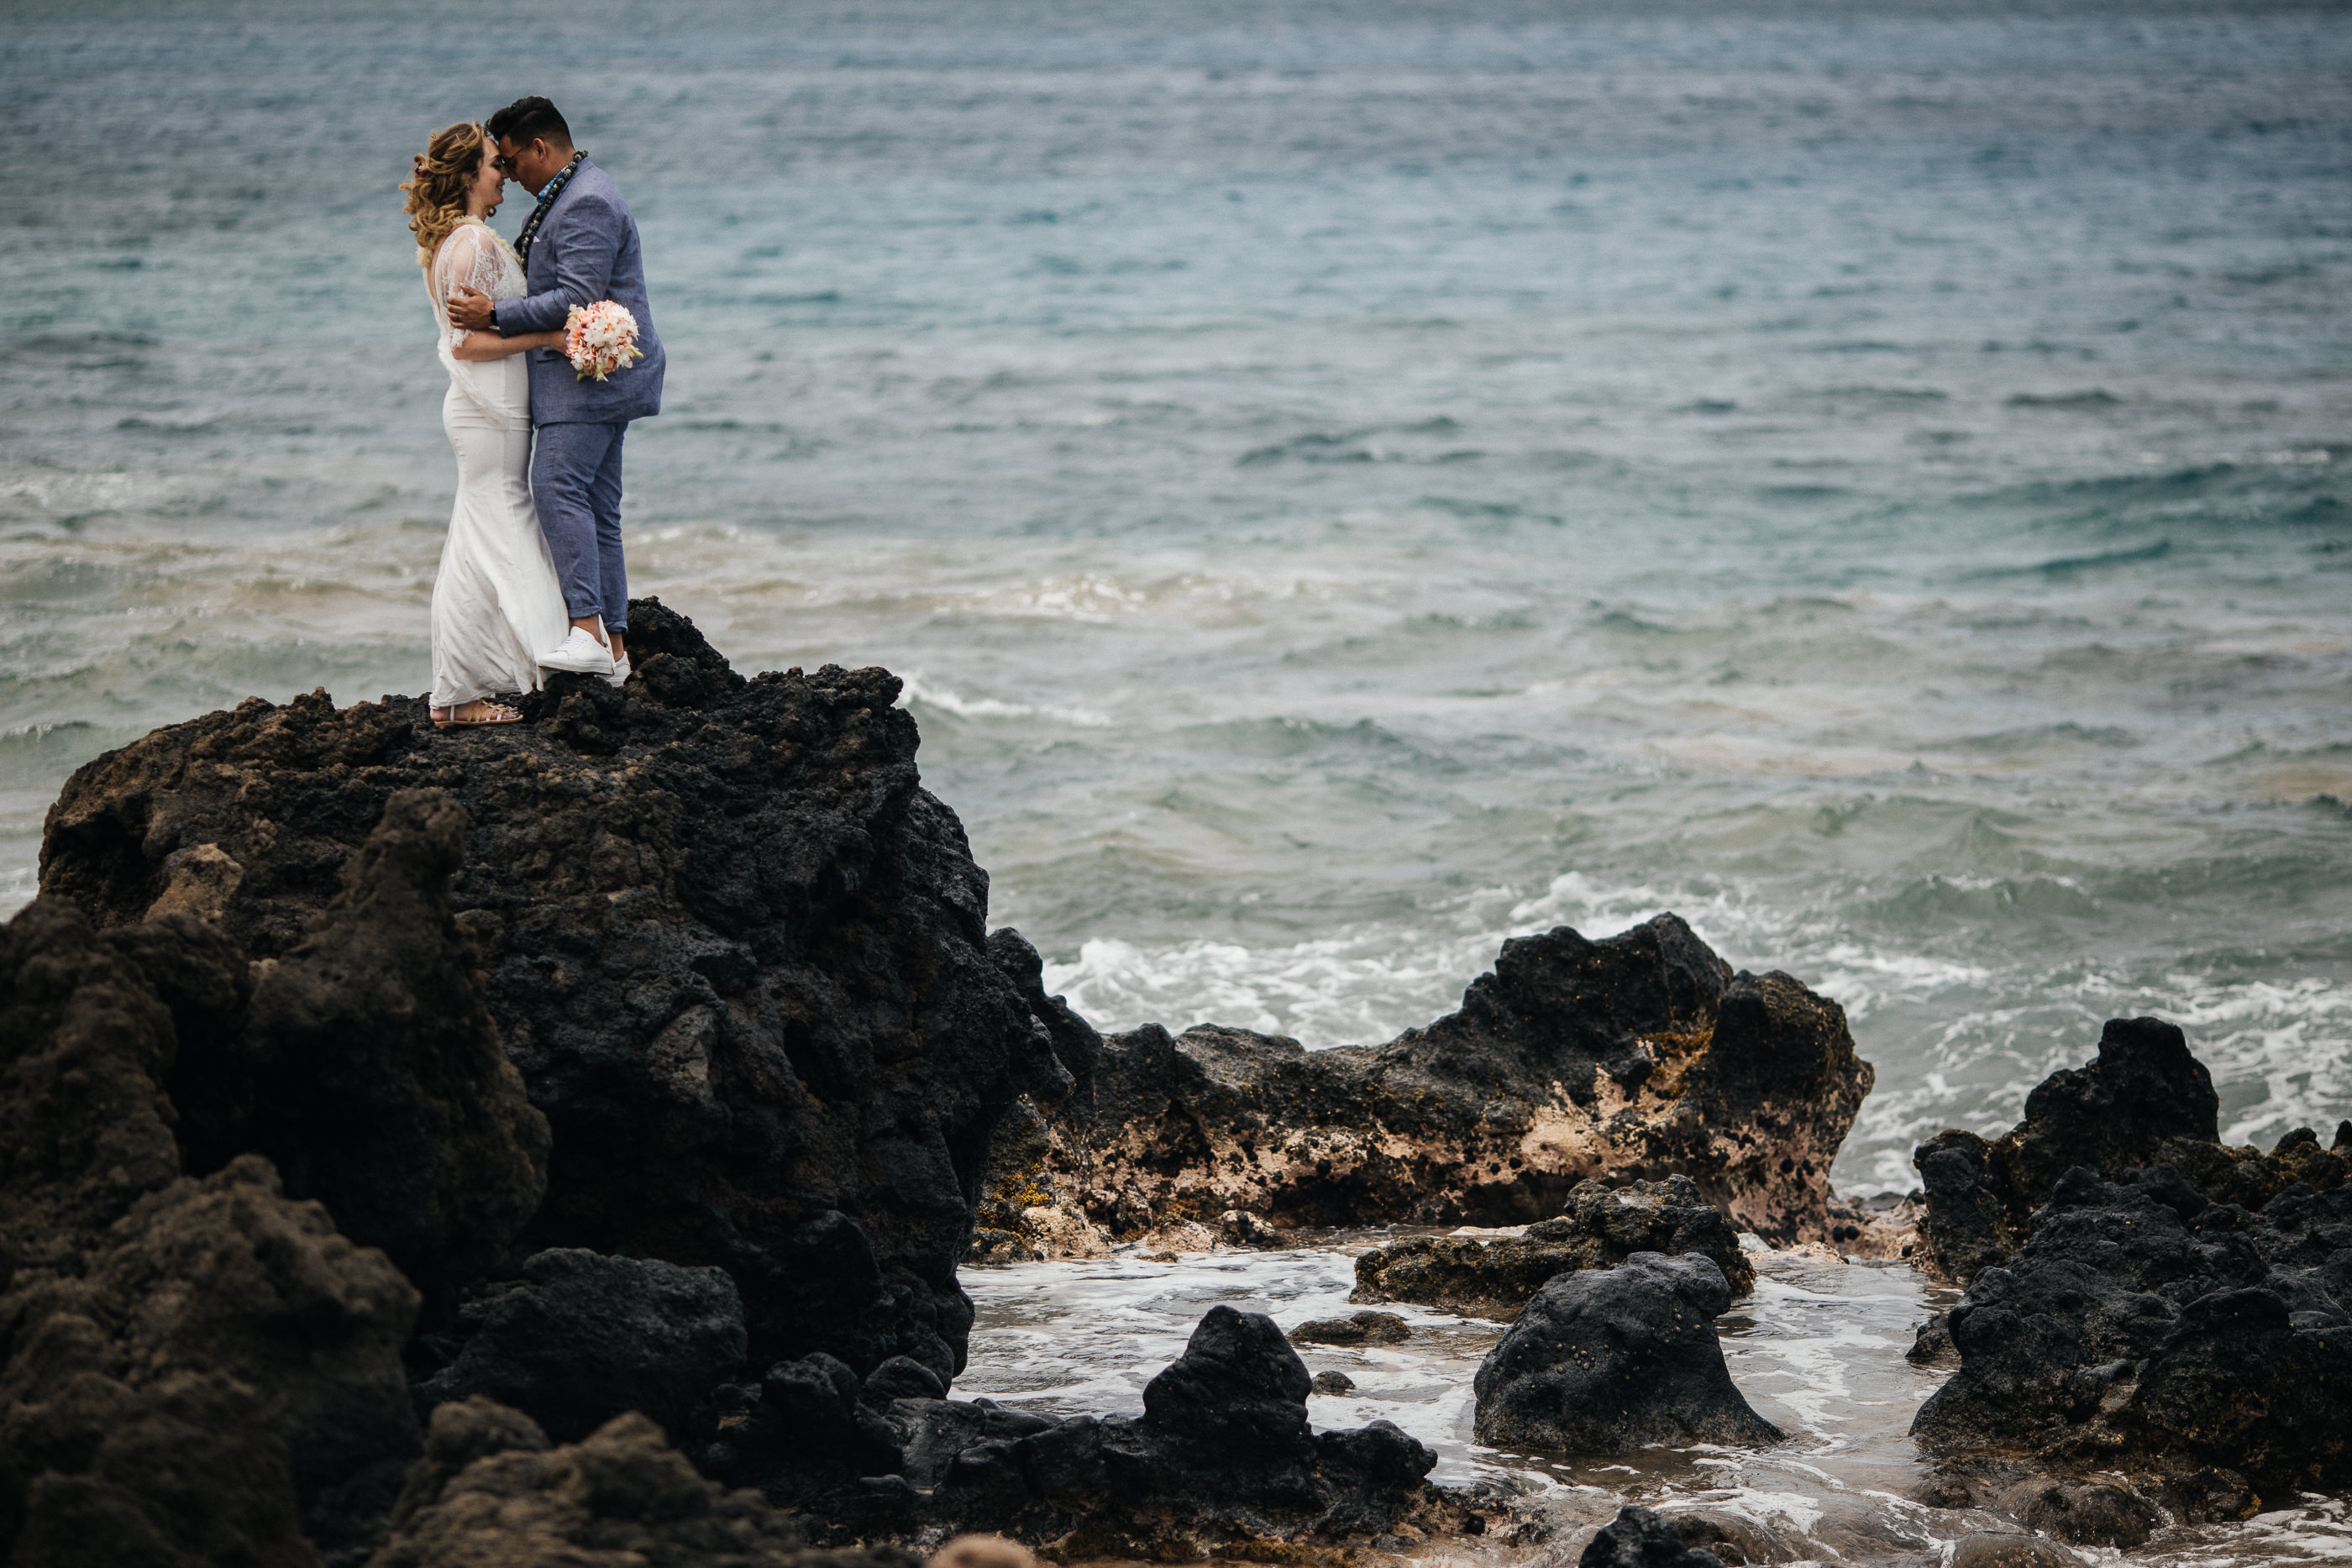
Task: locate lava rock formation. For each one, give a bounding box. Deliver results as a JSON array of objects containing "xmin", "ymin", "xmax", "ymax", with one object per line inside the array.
[
  {"xmin": 984, "ymin": 918, "xmax": 1872, "ymax": 1249},
  {"xmin": 40, "ymin": 603, "xmax": 1071, "ymax": 1384},
  {"xmin": 10, "ymin": 606, "xmax": 1486, "ymax": 1562},
  {"xmin": 1911, "ymin": 1157, "xmax": 2352, "ymax": 1501},
  {"xmin": 1911, "ymin": 1015, "xmax": 2349, "ymax": 1286}
]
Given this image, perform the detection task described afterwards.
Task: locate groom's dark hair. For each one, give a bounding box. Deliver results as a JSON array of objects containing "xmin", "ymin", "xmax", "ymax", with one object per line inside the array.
[{"xmin": 487, "ymin": 96, "xmax": 571, "ymax": 149}]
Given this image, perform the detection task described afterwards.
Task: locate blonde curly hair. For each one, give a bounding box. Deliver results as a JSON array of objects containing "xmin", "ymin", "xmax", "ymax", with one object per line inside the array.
[{"xmin": 399, "ymin": 121, "xmax": 487, "ymax": 269}]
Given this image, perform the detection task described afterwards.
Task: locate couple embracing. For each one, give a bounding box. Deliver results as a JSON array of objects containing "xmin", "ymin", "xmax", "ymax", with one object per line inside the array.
[{"xmin": 398, "ymin": 96, "xmax": 664, "ymax": 726}]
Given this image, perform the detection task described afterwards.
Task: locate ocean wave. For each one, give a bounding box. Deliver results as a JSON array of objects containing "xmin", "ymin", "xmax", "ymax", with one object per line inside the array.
[{"xmin": 897, "ymin": 673, "xmax": 1113, "ymax": 727}]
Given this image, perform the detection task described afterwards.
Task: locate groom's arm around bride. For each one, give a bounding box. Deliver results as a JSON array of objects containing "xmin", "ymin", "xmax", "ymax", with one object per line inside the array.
[{"xmin": 449, "ymin": 95, "xmax": 664, "ymax": 675}]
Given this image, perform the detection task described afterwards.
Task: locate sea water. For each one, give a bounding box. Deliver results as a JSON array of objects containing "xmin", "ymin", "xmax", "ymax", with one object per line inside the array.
[{"xmin": 3, "ymin": 2, "xmax": 2349, "ymax": 1557}]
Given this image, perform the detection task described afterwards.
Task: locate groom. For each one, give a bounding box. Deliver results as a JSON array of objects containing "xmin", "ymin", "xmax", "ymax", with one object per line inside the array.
[{"xmin": 448, "ymin": 95, "xmax": 664, "ymax": 682}]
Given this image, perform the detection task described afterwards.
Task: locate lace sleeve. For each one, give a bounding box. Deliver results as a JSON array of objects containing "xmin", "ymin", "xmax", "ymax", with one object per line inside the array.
[{"xmin": 431, "ymin": 226, "xmax": 503, "ymax": 349}]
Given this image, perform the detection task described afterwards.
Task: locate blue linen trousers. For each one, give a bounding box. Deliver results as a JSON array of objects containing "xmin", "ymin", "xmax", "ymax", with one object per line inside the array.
[{"xmin": 531, "ymin": 421, "xmax": 628, "ymax": 632}]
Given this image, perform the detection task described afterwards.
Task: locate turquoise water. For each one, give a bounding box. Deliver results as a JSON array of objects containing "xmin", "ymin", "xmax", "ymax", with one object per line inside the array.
[{"xmin": 3, "ymin": 0, "xmax": 2349, "ymax": 1193}]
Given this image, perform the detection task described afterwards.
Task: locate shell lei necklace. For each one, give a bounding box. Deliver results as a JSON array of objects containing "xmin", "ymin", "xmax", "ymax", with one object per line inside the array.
[{"xmin": 512, "ymin": 152, "xmax": 587, "ymax": 269}]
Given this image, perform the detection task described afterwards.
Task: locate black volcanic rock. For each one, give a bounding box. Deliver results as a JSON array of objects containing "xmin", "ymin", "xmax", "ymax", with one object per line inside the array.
[
  {"xmin": 1353, "ymin": 1175, "xmax": 1754, "ymax": 1320},
  {"xmin": 171, "ymin": 786, "xmax": 551, "ymax": 1307},
  {"xmin": 373, "ymin": 1398, "xmax": 917, "ymax": 1568},
  {"xmin": 716, "ymin": 1306, "xmax": 1475, "ymax": 1554},
  {"xmin": 1905, "ymin": 1016, "xmax": 2349, "ymax": 1285},
  {"xmin": 0, "ymin": 898, "xmax": 421, "ymax": 1565},
  {"xmin": 1472, "ymin": 1252, "xmax": 1780, "ymax": 1454},
  {"xmin": 413, "ymin": 1248, "xmax": 748, "ymax": 1443},
  {"xmin": 38, "ymin": 600, "xmax": 1070, "ymax": 1383},
  {"xmin": 1578, "ymin": 1505, "xmax": 1727, "ymax": 1568},
  {"xmin": 1289, "ymin": 1310, "xmax": 1411, "ymax": 1346},
  {"xmin": 1911, "ymin": 1162, "xmax": 2352, "ymax": 1497},
  {"xmin": 990, "ymin": 920, "xmax": 1872, "ymax": 1247}
]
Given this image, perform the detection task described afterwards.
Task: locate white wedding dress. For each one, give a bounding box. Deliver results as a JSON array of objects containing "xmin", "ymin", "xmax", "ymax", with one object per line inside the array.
[{"xmin": 426, "ymin": 218, "xmax": 569, "ymax": 710}]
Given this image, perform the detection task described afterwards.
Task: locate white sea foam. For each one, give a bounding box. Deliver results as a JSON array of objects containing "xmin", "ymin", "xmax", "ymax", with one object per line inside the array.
[{"xmin": 897, "ymin": 673, "xmax": 1115, "ymax": 728}]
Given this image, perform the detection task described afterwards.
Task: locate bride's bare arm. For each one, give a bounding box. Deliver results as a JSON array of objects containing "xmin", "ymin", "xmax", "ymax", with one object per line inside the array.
[{"xmin": 450, "ymin": 328, "xmax": 564, "ymax": 361}]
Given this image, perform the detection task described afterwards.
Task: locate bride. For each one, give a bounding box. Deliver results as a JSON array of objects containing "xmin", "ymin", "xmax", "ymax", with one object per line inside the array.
[{"xmin": 399, "ymin": 123, "xmax": 573, "ymax": 726}]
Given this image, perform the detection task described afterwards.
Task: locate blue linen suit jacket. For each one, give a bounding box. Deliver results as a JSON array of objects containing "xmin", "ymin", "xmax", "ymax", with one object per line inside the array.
[{"xmin": 491, "ymin": 160, "xmax": 666, "ymax": 427}]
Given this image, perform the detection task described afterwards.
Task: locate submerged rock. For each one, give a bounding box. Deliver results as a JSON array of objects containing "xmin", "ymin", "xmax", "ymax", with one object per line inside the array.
[
  {"xmin": 1578, "ymin": 1505, "xmax": 1728, "ymax": 1568},
  {"xmin": 1289, "ymin": 1310, "xmax": 1411, "ymax": 1345},
  {"xmin": 2014, "ymin": 1476, "xmax": 2160, "ymax": 1550},
  {"xmin": 1471, "ymin": 1252, "xmax": 1781, "ymax": 1454},
  {"xmin": 984, "ymin": 918, "xmax": 1872, "ymax": 1247},
  {"xmin": 1352, "ymin": 1175, "xmax": 1754, "ymax": 1319},
  {"xmin": 39, "ymin": 601, "xmax": 1071, "ymax": 1384},
  {"xmin": 1946, "ymin": 1534, "xmax": 2085, "ymax": 1568}
]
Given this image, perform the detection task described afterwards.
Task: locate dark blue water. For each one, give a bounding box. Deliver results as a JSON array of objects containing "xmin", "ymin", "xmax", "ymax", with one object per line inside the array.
[{"xmin": 3, "ymin": 0, "xmax": 2349, "ymax": 1198}]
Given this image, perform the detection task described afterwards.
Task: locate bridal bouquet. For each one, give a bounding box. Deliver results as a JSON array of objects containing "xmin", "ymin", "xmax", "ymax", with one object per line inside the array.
[{"xmin": 563, "ymin": 300, "xmax": 645, "ymax": 382}]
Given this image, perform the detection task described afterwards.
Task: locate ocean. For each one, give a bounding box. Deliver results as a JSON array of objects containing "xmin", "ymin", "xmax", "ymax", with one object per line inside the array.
[{"xmin": 4, "ymin": 4, "xmax": 2350, "ymax": 1541}]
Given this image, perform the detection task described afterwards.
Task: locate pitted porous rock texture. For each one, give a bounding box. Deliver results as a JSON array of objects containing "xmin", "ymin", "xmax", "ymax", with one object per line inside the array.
[
  {"xmin": 1910, "ymin": 1016, "xmax": 2349, "ymax": 1286},
  {"xmin": 1472, "ymin": 1252, "xmax": 1781, "ymax": 1455},
  {"xmin": 39, "ymin": 600, "xmax": 1073, "ymax": 1383},
  {"xmin": 167, "ymin": 786, "xmax": 551, "ymax": 1307},
  {"xmin": 1352, "ymin": 1175, "xmax": 1754, "ymax": 1320},
  {"xmin": 0, "ymin": 897, "xmax": 421, "ymax": 1568},
  {"xmin": 984, "ymin": 917, "xmax": 1872, "ymax": 1247},
  {"xmin": 1910, "ymin": 1161, "xmax": 2352, "ymax": 1499},
  {"xmin": 370, "ymin": 1397, "xmax": 919, "ymax": 1568},
  {"xmin": 413, "ymin": 1249, "xmax": 748, "ymax": 1444},
  {"xmin": 691, "ymin": 1306, "xmax": 1477, "ymax": 1554}
]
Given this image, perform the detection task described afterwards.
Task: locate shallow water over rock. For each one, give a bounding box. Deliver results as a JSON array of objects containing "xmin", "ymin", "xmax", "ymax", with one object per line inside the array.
[{"xmin": 961, "ymin": 1240, "xmax": 2352, "ymax": 1566}]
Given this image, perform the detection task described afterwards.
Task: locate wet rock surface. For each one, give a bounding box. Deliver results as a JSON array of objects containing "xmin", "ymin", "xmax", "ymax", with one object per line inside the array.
[
  {"xmin": 1289, "ymin": 1310, "xmax": 1411, "ymax": 1346},
  {"xmin": 1352, "ymin": 1175, "xmax": 1754, "ymax": 1319},
  {"xmin": 41, "ymin": 600, "xmax": 1066, "ymax": 1383},
  {"xmin": 1472, "ymin": 1252, "xmax": 1782, "ymax": 1454},
  {"xmin": 1946, "ymin": 1533, "xmax": 2085, "ymax": 1568},
  {"xmin": 1579, "ymin": 1504, "xmax": 1729, "ymax": 1568},
  {"xmin": 982, "ymin": 917, "xmax": 1872, "ymax": 1247}
]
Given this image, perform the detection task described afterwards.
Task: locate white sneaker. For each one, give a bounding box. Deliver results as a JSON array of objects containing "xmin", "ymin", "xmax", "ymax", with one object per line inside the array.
[
  {"xmin": 603, "ymin": 654, "xmax": 631, "ymax": 688},
  {"xmin": 539, "ymin": 627, "xmax": 612, "ymax": 674}
]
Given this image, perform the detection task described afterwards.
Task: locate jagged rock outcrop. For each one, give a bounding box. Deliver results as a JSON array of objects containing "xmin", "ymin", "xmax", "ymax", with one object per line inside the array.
[
  {"xmin": 1352, "ymin": 1175, "xmax": 1754, "ymax": 1320},
  {"xmin": 1911, "ymin": 1161, "xmax": 2352, "ymax": 1500},
  {"xmin": 1471, "ymin": 1253, "xmax": 1780, "ymax": 1454},
  {"xmin": 370, "ymin": 1397, "xmax": 917, "ymax": 1568},
  {"xmin": 0, "ymin": 898, "xmax": 421, "ymax": 1566},
  {"xmin": 1911, "ymin": 1015, "xmax": 2349, "ymax": 1285},
  {"xmin": 413, "ymin": 1250, "xmax": 747, "ymax": 1444},
  {"xmin": 170, "ymin": 787, "xmax": 551, "ymax": 1307},
  {"xmin": 983, "ymin": 917, "xmax": 1871, "ymax": 1247},
  {"xmin": 39, "ymin": 600, "xmax": 1071, "ymax": 1384}
]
